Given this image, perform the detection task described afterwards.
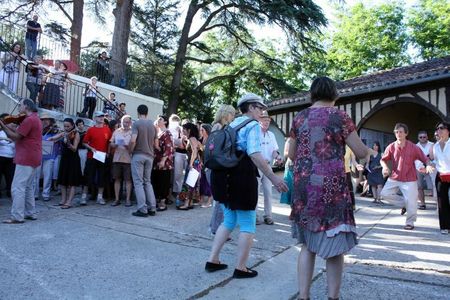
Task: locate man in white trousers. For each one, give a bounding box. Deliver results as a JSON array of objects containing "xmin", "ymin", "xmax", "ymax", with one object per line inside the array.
[
  {"xmin": 380, "ymin": 123, "xmax": 433, "ymax": 230},
  {"xmin": 256, "ymin": 111, "xmax": 283, "ymax": 225}
]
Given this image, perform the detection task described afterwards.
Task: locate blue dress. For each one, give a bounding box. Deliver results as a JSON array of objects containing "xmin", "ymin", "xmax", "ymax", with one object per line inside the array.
[{"xmin": 367, "ymin": 153, "xmax": 384, "ymax": 186}]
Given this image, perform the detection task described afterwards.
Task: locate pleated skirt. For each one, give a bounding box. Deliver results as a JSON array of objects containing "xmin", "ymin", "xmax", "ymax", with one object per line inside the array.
[{"xmin": 292, "ymin": 223, "xmax": 358, "ymax": 259}]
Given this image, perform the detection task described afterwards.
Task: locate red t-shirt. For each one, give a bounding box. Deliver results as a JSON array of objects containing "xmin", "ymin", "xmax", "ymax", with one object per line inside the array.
[
  {"xmin": 83, "ymin": 125, "xmax": 112, "ymax": 159},
  {"xmin": 15, "ymin": 112, "xmax": 42, "ymax": 167},
  {"xmin": 381, "ymin": 140, "xmax": 428, "ymax": 182}
]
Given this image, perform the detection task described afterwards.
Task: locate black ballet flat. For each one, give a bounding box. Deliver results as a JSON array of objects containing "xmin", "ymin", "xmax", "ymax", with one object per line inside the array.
[
  {"xmin": 205, "ymin": 261, "xmax": 228, "ymax": 272},
  {"xmin": 232, "ymin": 267, "xmax": 258, "ymax": 279}
]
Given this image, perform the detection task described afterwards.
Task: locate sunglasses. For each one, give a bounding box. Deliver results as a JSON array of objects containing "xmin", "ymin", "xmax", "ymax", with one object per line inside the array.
[
  {"xmin": 418, "ymin": 136, "xmax": 427, "ymax": 139},
  {"xmin": 436, "ymin": 126, "xmax": 448, "ymax": 130}
]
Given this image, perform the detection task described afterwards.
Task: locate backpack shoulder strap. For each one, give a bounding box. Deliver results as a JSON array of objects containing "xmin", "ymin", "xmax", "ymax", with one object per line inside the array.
[{"xmin": 232, "ymin": 118, "xmax": 257, "ymax": 133}]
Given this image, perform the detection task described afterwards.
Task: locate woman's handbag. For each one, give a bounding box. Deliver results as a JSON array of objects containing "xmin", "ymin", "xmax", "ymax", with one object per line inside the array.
[{"xmin": 439, "ymin": 173, "xmax": 450, "ymax": 183}]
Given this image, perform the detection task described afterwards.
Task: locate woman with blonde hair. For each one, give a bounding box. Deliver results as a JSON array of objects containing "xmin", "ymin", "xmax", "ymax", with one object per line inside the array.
[
  {"xmin": 212, "ymin": 104, "xmax": 236, "ymax": 131},
  {"xmin": 209, "ymin": 104, "xmax": 236, "ymax": 234}
]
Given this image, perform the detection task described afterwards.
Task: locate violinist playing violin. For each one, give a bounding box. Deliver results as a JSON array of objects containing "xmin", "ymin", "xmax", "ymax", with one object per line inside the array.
[
  {"xmin": 0, "ymin": 99, "xmax": 42, "ymax": 224},
  {"xmin": 48, "ymin": 118, "xmax": 82, "ymax": 209}
]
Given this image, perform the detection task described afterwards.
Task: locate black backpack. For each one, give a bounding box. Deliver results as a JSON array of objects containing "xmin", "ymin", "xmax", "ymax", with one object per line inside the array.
[{"xmin": 204, "ymin": 118, "xmax": 256, "ymax": 170}]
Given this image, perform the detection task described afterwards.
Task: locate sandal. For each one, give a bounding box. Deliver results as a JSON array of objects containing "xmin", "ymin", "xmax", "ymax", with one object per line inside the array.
[
  {"xmin": 400, "ymin": 207, "xmax": 407, "ymax": 215},
  {"xmin": 61, "ymin": 205, "xmax": 72, "ymax": 209},
  {"xmin": 111, "ymin": 201, "xmax": 121, "ymax": 207},
  {"xmin": 2, "ymin": 218, "xmax": 24, "ymax": 224},
  {"xmin": 156, "ymin": 206, "xmax": 167, "ymax": 211},
  {"xmin": 404, "ymin": 225, "xmax": 414, "ymax": 230},
  {"xmin": 125, "ymin": 202, "xmax": 132, "ymax": 207},
  {"xmin": 264, "ymin": 217, "xmax": 274, "ymax": 225}
]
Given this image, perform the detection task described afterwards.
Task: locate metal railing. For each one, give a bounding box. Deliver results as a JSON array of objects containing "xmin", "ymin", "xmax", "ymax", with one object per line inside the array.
[
  {"xmin": 0, "ymin": 20, "xmax": 136, "ymax": 89},
  {"xmin": 0, "ymin": 49, "xmax": 120, "ymax": 121},
  {"xmin": 0, "ymin": 20, "xmax": 70, "ymax": 61}
]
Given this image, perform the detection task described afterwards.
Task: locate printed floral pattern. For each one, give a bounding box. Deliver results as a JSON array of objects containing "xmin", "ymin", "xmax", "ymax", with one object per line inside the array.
[
  {"xmin": 154, "ymin": 130, "xmax": 174, "ymax": 170},
  {"xmin": 290, "ymin": 107, "xmax": 356, "ymax": 233}
]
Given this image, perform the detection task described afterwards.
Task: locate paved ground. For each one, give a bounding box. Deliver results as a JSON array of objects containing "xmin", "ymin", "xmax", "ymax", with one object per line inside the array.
[{"xmin": 0, "ymin": 189, "xmax": 449, "ymax": 300}]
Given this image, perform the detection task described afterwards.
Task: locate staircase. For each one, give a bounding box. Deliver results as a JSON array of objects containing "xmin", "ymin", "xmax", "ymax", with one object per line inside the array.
[{"xmin": 0, "ymin": 20, "xmax": 163, "ymax": 121}]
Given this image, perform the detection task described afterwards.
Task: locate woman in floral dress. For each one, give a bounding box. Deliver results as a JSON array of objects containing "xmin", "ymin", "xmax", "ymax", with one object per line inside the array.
[
  {"xmin": 152, "ymin": 115, "xmax": 174, "ymax": 211},
  {"xmin": 177, "ymin": 122, "xmax": 202, "ymax": 210},
  {"xmin": 288, "ymin": 77, "xmax": 373, "ymax": 300}
]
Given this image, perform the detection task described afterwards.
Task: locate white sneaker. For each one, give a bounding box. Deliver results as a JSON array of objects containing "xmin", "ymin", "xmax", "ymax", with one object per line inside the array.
[
  {"xmin": 97, "ymin": 198, "xmax": 106, "ymax": 205},
  {"xmin": 440, "ymin": 229, "xmax": 449, "ymax": 235}
]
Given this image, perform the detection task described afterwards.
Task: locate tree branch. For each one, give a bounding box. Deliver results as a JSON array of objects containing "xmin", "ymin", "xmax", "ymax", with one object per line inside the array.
[
  {"xmin": 187, "ymin": 3, "xmax": 238, "ymax": 43},
  {"xmin": 50, "ymin": 0, "xmax": 73, "ymax": 23},
  {"xmin": 193, "ymin": 67, "xmax": 247, "ymax": 92},
  {"xmin": 185, "ymin": 56, "xmax": 232, "ymax": 65},
  {"xmin": 0, "ymin": 1, "xmax": 37, "ymax": 22}
]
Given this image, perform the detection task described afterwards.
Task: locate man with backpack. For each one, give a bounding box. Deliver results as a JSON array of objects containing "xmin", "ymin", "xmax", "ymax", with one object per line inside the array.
[{"xmin": 205, "ymin": 93, "xmax": 288, "ymax": 279}]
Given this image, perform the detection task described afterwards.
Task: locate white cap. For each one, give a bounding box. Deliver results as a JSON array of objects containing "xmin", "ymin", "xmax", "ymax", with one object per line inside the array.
[
  {"xmin": 93, "ymin": 111, "xmax": 105, "ymax": 118},
  {"xmin": 237, "ymin": 93, "xmax": 267, "ymax": 108}
]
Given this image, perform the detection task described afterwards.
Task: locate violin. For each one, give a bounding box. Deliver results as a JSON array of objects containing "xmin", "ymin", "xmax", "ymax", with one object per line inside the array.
[
  {"xmin": 63, "ymin": 128, "xmax": 77, "ymax": 144},
  {"xmin": 1, "ymin": 114, "xmax": 26, "ymax": 125}
]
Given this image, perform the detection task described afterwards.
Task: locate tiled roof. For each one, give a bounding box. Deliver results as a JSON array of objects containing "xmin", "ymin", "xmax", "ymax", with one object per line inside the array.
[{"xmin": 267, "ymin": 55, "xmax": 450, "ymax": 109}]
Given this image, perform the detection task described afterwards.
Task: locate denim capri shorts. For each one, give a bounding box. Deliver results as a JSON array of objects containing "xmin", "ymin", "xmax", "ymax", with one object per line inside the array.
[{"xmin": 221, "ymin": 204, "xmax": 256, "ymax": 233}]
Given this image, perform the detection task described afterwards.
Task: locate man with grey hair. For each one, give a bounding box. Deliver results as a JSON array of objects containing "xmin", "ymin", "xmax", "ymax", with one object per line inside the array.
[
  {"xmin": 206, "ymin": 93, "xmax": 288, "ymax": 278},
  {"xmin": 415, "ymin": 130, "xmax": 435, "ymax": 210},
  {"xmin": 0, "ymin": 99, "xmax": 42, "ymax": 223}
]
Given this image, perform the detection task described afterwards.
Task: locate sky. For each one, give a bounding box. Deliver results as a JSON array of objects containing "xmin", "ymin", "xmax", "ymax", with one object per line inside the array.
[{"xmin": 12, "ymin": 0, "xmax": 418, "ymax": 53}]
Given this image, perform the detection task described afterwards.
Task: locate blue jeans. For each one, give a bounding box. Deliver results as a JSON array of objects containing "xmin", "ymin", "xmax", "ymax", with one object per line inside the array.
[{"xmin": 25, "ymin": 38, "xmax": 37, "ymax": 60}]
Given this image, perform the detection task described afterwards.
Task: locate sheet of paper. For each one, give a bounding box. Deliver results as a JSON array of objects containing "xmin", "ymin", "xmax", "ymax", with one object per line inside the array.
[
  {"xmin": 93, "ymin": 150, "xmax": 106, "ymax": 163},
  {"xmin": 42, "ymin": 140, "xmax": 54, "ymax": 155},
  {"xmin": 185, "ymin": 168, "xmax": 200, "ymax": 187}
]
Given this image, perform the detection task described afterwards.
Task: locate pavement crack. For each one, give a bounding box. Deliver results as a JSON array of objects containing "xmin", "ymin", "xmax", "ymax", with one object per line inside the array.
[
  {"xmin": 350, "ymin": 261, "xmax": 450, "ymax": 276},
  {"xmin": 64, "ymin": 214, "xmax": 213, "ymax": 251},
  {"xmin": 347, "ymin": 270, "xmax": 450, "ymax": 288}
]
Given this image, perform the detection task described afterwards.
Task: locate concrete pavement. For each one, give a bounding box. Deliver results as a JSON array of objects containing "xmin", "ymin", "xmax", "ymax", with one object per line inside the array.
[{"xmin": 0, "ymin": 190, "xmax": 449, "ymax": 299}]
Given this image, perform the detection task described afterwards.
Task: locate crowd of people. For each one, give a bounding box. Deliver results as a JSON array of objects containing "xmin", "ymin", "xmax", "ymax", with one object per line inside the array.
[
  {"xmin": 1, "ymin": 65, "xmax": 449, "ymax": 299},
  {"xmin": 0, "ymin": 15, "xmax": 119, "ymax": 118}
]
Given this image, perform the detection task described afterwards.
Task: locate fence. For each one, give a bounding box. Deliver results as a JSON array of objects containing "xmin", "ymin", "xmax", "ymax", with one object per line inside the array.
[{"xmin": 0, "ymin": 20, "xmax": 70, "ymax": 61}]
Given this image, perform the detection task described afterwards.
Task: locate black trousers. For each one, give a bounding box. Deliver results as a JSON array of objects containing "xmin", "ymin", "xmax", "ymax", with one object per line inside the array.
[
  {"xmin": 81, "ymin": 97, "xmax": 97, "ymax": 119},
  {"xmin": 435, "ymin": 173, "xmax": 450, "ymax": 230},
  {"xmin": 152, "ymin": 169, "xmax": 171, "ymax": 200},
  {"xmin": 0, "ymin": 156, "xmax": 14, "ymax": 196},
  {"xmin": 85, "ymin": 158, "xmax": 106, "ymax": 188}
]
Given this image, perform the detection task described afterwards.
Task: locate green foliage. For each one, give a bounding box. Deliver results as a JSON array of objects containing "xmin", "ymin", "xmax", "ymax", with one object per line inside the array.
[
  {"xmin": 408, "ymin": 0, "xmax": 450, "ymax": 60},
  {"xmin": 326, "ymin": 2, "xmax": 409, "ymax": 80},
  {"xmin": 128, "ymin": 0, "xmax": 180, "ymax": 100}
]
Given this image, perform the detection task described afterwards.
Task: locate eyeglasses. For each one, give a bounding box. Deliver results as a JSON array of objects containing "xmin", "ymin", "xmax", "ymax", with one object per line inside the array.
[{"xmin": 437, "ymin": 126, "xmax": 448, "ymax": 130}]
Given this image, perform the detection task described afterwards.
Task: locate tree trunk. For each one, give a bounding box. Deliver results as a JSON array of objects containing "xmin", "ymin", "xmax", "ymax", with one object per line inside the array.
[
  {"xmin": 167, "ymin": 2, "xmax": 199, "ymax": 115},
  {"xmin": 70, "ymin": 0, "xmax": 84, "ymax": 64},
  {"xmin": 110, "ymin": 0, "xmax": 134, "ymax": 87}
]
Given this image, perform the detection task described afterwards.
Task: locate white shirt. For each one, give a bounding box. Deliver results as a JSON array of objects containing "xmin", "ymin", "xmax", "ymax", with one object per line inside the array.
[
  {"xmin": 0, "ymin": 130, "xmax": 15, "ymax": 158},
  {"xmin": 433, "ymin": 140, "xmax": 450, "ymax": 173},
  {"xmin": 414, "ymin": 141, "xmax": 434, "ymax": 170},
  {"xmin": 168, "ymin": 122, "xmax": 182, "ymax": 148},
  {"xmin": 260, "ymin": 128, "xmax": 278, "ymax": 163}
]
